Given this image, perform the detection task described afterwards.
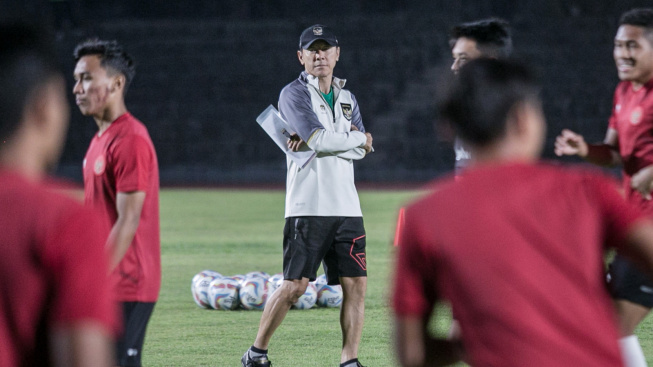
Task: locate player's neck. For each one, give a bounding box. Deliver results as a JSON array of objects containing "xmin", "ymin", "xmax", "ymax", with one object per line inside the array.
[
  {"xmin": 94, "ymin": 101, "xmax": 128, "ymax": 135},
  {"xmin": 471, "ymin": 140, "xmax": 538, "ymax": 166},
  {"xmin": 317, "ymin": 76, "xmax": 333, "ymax": 94},
  {"xmin": 0, "ymin": 133, "xmax": 46, "ymax": 182}
]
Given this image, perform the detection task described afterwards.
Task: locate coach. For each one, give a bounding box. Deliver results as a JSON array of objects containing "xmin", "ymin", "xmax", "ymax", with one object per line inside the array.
[{"xmin": 242, "ymin": 24, "xmax": 373, "ymax": 367}]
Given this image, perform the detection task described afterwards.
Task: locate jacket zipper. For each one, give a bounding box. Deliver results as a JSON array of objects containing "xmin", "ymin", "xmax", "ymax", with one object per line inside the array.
[{"xmin": 310, "ymin": 84, "xmax": 337, "ymax": 124}]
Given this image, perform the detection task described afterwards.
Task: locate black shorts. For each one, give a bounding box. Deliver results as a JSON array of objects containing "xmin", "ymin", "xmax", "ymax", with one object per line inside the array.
[
  {"xmin": 283, "ymin": 216, "xmax": 367, "ymax": 285},
  {"xmin": 608, "ymin": 254, "xmax": 653, "ymax": 308},
  {"xmin": 116, "ymin": 302, "xmax": 156, "ymax": 367}
]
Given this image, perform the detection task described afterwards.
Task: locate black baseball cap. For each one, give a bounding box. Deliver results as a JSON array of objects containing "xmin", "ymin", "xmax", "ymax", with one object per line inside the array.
[{"xmin": 299, "ymin": 24, "xmax": 338, "ymax": 50}]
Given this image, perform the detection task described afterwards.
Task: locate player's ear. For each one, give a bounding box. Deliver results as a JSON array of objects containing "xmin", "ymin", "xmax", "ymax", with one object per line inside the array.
[
  {"xmin": 335, "ymin": 47, "xmax": 340, "ymax": 62},
  {"xmin": 297, "ymin": 50, "xmax": 304, "ymax": 66},
  {"xmin": 111, "ymin": 74, "xmax": 125, "ymax": 94}
]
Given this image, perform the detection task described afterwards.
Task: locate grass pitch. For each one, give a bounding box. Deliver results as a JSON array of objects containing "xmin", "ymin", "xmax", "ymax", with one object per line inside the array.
[
  {"xmin": 141, "ymin": 188, "xmax": 653, "ymax": 366},
  {"xmin": 142, "ymin": 188, "xmax": 433, "ymax": 366}
]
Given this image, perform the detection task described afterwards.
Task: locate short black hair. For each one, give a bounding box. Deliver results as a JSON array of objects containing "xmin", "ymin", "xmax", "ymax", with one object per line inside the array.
[
  {"xmin": 438, "ymin": 58, "xmax": 540, "ymax": 147},
  {"xmin": 620, "ymin": 8, "xmax": 653, "ymax": 44},
  {"xmin": 73, "ymin": 39, "xmax": 136, "ymax": 94},
  {"xmin": 0, "ymin": 21, "xmax": 60, "ymax": 142},
  {"xmin": 450, "ymin": 18, "xmax": 512, "ymax": 58}
]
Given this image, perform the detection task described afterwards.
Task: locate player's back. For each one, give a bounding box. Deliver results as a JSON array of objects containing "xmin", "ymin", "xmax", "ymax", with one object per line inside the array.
[
  {"xmin": 0, "ymin": 170, "xmax": 113, "ymax": 367},
  {"xmin": 406, "ymin": 162, "xmax": 627, "ymax": 366}
]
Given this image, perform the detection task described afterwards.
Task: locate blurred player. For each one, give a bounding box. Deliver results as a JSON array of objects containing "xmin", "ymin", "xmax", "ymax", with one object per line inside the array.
[
  {"xmin": 242, "ymin": 24, "xmax": 373, "ymax": 367},
  {"xmin": 392, "ymin": 58, "xmax": 653, "ymax": 366},
  {"xmin": 0, "ymin": 21, "xmax": 115, "ymax": 367},
  {"xmin": 554, "ymin": 8, "xmax": 653, "ymax": 367},
  {"xmin": 73, "ymin": 39, "xmax": 161, "ymax": 367},
  {"xmin": 449, "ymin": 18, "xmax": 512, "ymax": 176}
]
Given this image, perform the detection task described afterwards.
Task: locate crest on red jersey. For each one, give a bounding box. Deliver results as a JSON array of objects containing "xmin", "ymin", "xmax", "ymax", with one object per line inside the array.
[
  {"xmin": 631, "ymin": 106, "xmax": 643, "ymax": 125},
  {"xmin": 94, "ymin": 155, "xmax": 105, "ymax": 175}
]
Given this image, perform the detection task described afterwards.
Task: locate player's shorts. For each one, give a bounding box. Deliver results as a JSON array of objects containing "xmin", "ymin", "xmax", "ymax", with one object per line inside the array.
[
  {"xmin": 282, "ymin": 216, "xmax": 367, "ymax": 285},
  {"xmin": 116, "ymin": 302, "xmax": 156, "ymax": 367},
  {"xmin": 608, "ymin": 254, "xmax": 653, "ymax": 308}
]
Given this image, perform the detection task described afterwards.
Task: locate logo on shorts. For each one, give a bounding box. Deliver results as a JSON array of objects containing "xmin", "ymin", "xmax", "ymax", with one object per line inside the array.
[
  {"xmin": 341, "ymin": 103, "xmax": 352, "ymax": 121},
  {"xmin": 313, "ymin": 26, "xmax": 323, "ymax": 36},
  {"xmin": 350, "ymin": 235, "xmax": 367, "ymax": 271},
  {"xmin": 127, "ymin": 348, "xmax": 139, "ymax": 357},
  {"xmin": 94, "ymin": 155, "xmax": 105, "ymax": 175},
  {"xmin": 631, "ymin": 106, "xmax": 643, "ymax": 125}
]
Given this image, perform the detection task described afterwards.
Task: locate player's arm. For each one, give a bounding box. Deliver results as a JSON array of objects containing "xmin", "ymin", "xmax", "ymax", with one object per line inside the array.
[
  {"xmin": 50, "ymin": 324, "xmax": 113, "ymax": 367},
  {"xmin": 631, "ymin": 164, "xmax": 653, "ymax": 200},
  {"xmin": 279, "ymin": 84, "xmax": 369, "ymax": 155},
  {"xmin": 554, "ymin": 128, "xmax": 621, "ymax": 166},
  {"xmin": 107, "ymin": 191, "xmax": 146, "ymax": 270},
  {"xmin": 395, "ymin": 316, "xmax": 465, "ymax": 367}
]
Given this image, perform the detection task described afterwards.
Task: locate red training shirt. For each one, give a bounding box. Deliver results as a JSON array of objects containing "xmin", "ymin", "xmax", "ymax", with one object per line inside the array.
[
  {"xmin": 393, "ymin": 162, "xmax": 644, "ymax": 367},
  {"xmin": 83, "ymin": 112, "xmax": 161, "ymax": 302},
  {"xmin": 608, "ymin": 79, "xmax": 653, "ymax": 215},
  {"xmin": 0, "ymin": 169, "xmax": 116, "ymax": 367}
]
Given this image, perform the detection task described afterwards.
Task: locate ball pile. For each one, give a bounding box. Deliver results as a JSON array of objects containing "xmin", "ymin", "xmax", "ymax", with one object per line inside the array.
[{"xmin": 191, "ymin": 270, "xmax": 343, "ymax": 310}]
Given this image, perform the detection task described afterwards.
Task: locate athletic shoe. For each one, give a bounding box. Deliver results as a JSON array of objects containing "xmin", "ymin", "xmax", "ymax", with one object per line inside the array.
[{"xmin": 241, "ymin": 351, "xmax": 272, "ymax": 367}]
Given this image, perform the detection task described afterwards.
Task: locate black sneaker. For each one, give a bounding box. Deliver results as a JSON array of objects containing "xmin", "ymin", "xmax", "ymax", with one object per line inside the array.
[
  {"xmin": 241, "ymin": 351, "xmax": 272, "ymax": 367},
  {"xmin": 340, "ymin": 361, "xmax": 366, "ymax": 367}
]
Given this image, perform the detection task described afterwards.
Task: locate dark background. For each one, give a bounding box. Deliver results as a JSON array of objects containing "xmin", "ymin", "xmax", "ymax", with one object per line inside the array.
[{"xmin": 3, "ymin": 0, "xmax": 651, "ymax": 185}]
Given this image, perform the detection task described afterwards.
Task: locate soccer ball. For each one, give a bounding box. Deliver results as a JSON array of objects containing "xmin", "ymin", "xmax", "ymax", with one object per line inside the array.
[
  {"xmin": 208, "ymin": 277, "xmax": 240, "ymax": 310},
  {"xmin": 239, "ymin": 276, "xmax": 271, "ymax": 310},
  {"xmin": 317, "ymin": 284, "xmax": 343, "ymax": 308},
  {"xmin": 231, "ymin": 274, "xmax": 246, "ymax": 286},
  {"xmin": 245, "ymin": 271, "xmax": 270, "ymax": 280},
  {"xmin": 314, "ymin": 274, "xmax": 327, "ymax": 291},
  {"xmin": 293, "ymin": 282, "xmax": 317, "ymax": 310},
  {"xmin": 268, "ymin": 273, "xmax": 284, "ymax": 292},
  {"xmin": 191, "ymin": 270, "xmax": 222, "ymax": 309}
]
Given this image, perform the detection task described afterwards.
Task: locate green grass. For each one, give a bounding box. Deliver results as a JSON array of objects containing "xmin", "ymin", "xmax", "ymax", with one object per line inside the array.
[
  {"xmin": 142, "ymin": 188, "xmax": 653, "ymax": 366},
  {"xmin": 142, "ymin": 188, "xmax": 427, "ymax": 366}
]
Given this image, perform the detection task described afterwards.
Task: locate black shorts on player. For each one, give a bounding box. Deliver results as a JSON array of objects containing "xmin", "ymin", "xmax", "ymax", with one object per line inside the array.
[
  {"xmin": 116, "ymin": 302, "xmax": 156, "ymax": 367},
  {"xmin": 282, "ymin": 216, "xmax": 367, "ymax": 285},
  {"xmin": 608, "ymin": 254, "xmax": 653, "ymax": 308}
]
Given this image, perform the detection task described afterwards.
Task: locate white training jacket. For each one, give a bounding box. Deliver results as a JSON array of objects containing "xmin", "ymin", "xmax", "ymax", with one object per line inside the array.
[{"xmin": 278, "ymin": 71, "xmax": 368, "ymax": 218}]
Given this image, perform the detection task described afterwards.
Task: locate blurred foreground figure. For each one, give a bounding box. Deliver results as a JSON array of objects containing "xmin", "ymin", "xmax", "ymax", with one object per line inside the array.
[
  {"xmin": 392, "ymin": 58, "xmax": 653, "ymax": 367},
  {"xmin": 0, "ymin": 21, "xmax": 115, "ymax": 367}
]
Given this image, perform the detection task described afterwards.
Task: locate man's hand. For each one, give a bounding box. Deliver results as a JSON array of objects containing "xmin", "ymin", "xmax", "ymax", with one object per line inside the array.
[
  {"xmin": 632, "ymin": 165, "xmax": 653, "ymax": 200},
  {"xmin": 363, "ymin": 132, "xmax": 373, "ymax": 154},
  {"xmin": 287, "ymin": 133, "xmax": 305, "ymax": 152},
  {"xmin": 554, "ymin": 129, "xmax": 589, "ymax": 157},
  {"xmin": 350, "ymin": 124, "xmax": 373, "ymax": 154}
]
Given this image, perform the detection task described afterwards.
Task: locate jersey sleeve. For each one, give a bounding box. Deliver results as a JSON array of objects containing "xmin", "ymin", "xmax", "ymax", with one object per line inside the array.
[
  {"xmin": 392, "ymin": 207, "xmax": 438, "ymax": 317},
  {"xmin": 592, "ymin": 174, "xmax": 647, "ymax": 249},
  {"xmin": 44, "ymin": 205, "xmax": 117, "ymax": 333},
  {"xmin": 110, "ymin": 135, "xmax": 153, "ymax": 193}
]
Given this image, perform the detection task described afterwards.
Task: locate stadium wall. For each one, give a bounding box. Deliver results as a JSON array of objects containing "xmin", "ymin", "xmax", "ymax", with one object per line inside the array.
[{"xmin": 23, "ymin": 0, "xmax": 650, "ymax": 184}]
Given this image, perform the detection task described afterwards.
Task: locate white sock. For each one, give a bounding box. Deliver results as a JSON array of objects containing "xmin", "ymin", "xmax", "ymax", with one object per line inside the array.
[{"xmin": 619, "ymin": 335, "xmax": 647, "ymax": 367}]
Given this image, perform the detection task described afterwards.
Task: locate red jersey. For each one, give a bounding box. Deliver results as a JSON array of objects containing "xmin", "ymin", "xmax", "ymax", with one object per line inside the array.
[
  {"xmin": 83, "ymin": 112, "xmax": 160, "ymax": 302},
  {"xmin": 608, "ymin": 79, "xmax": 653, "ymax": 214},
  {"xmin": 393, "ymin": 163, "xmax": 644, "ymax": 367},
  {"xmin": 0, "ymin": 170, "xmax": 116, "ymax": 367}
]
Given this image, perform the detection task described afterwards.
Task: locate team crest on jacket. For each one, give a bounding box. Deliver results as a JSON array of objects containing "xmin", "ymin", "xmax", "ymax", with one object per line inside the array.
[
  {"xmin": 341, "ymin": 103, "xmax": 352, "ymax": 120},
  {"xmin": 631, "ymin": 106, "xmax": 643, "ymax": 125},
  {"xmin": 94, "ymin": 155, "xmax": 105, "ymax": 175}
]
